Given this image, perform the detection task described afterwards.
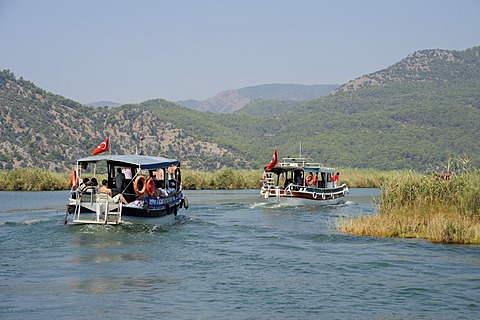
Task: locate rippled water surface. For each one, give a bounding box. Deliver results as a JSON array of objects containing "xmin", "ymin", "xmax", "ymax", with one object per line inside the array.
[{"xmin": 0, "ymin": 189, "xmax": 479, "ymax": 319}]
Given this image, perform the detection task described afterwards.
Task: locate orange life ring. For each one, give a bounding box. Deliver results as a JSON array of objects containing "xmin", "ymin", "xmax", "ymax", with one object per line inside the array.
[
  {"xmin": 134, "ymin": 175, "xmax": 146, "ymax": 195},
  {"xmin": 146, "ymin": 177, "xmax": 156, "ymax": 197},
  {"xmin": 69, "ymin": 169, "xmax": 78, "ymax": 189},
  {"xmin": 312, "ymin": 174, "xmax": 318, "ymax": 186}
]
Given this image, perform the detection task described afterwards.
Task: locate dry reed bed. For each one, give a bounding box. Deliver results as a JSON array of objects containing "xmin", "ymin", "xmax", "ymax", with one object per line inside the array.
[{"xmin": 337, "ymin": 171, "xmax": 480, "ymax": 244}]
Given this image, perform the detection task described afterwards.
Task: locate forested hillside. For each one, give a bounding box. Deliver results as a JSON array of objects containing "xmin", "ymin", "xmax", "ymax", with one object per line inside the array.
[{"xmin": 1, "ymin": 46, "xmax": 479, "ymax": 172}]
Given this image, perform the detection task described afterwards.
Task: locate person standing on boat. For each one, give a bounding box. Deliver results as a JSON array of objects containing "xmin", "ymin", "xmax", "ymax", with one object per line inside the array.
[
  {"xmin": 332, "ymin": 172, "xmax": 340, "ymax": 187},
  {"xmin": 114, "ymin": 167, "xmax": 125, "ymax": 195},
  {"xmin": 313, "ymin": 173, "xmax": 319, "ymax": 188},
  {"xmin": 295, "ymin": 171, "xmax": 303, "ymax": 186},
  {"xmin": 306, "ymin": 172, "xmax": 314, "ymax": 186}
]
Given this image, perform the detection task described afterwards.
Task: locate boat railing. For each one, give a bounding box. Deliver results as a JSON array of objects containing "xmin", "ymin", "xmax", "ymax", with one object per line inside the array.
[
  {"xmin": 262, "ymin": 172, "xmax": 277, "ymax": 189},
  {"xmin": 278, "ymin": 157, "xmax": 337, "ymax": 171}
]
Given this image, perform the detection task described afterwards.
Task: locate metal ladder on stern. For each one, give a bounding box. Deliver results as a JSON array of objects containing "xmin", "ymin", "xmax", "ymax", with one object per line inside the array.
[{"xmin": 95, "ymin": 193, "xmax": 123, "ymax": 225}]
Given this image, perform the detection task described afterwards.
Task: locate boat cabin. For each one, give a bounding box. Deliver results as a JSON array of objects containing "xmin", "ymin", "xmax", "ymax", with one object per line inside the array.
[{"xmin": 264, "ymin": 157, "xmax": 338, "ymax": 190}]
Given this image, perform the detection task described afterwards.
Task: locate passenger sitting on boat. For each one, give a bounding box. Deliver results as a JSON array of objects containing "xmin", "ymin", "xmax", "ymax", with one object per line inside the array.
[
  {"xmin": 90, "ymin": 177, "xmax": 99, "ymax": 187},
  {"xmin": 306, "ymin": 172, "xmax": 314, "ymax": 186},
  {"xmin": 128, "ymin": 193, "xmax": 144, "ymax": 206},
  {"xmin": 78, "ymin": 178, "xmax": 91, "ymax": 192},
  {"xmin": 167, "ymin": 180, "xmax": 177, "ymax": 195},
  {"xmin": 98, "ymin": 179, "xmax": 129, "ymax": 204},
  {"xmin": 154, "ymin": 181, "xmax": 168, "ymax": 198}
]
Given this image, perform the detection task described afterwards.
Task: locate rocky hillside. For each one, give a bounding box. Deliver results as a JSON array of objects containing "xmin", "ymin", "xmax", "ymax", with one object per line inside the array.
[
  {"xmin": 0, "ymin": 70, "xmax": 249, "ymax": 172},
  {"xmin": 333, "ymin": 46, "xmax": 480, "ymax": 94}
]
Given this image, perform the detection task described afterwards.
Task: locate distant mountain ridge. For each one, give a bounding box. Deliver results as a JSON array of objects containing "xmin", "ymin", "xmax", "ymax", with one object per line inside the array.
[
  {"xmin": 176, "ymin": 83, "xmax": 339, "ymax": 113},
  {"xmin": 334, "ymin": 46, "xmax": 480, "ymax": 94},
  {"xmin": 86, "ymin": 101, "xmax": 123, "ymax": 108}
]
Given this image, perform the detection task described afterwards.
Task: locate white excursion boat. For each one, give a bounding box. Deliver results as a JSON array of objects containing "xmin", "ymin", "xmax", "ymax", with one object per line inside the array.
[
  {"xmin": 65, "ymin": 155, "xmax": 189, "ymax": 225},
  {"xmin": 260, "ymin": 150, "xmax": 348, "ymax": 205}
]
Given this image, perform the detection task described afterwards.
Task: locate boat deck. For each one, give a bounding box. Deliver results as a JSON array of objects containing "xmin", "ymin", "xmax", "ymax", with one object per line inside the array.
[{"xmin": 72, "ymin": 218, "xmax": 123, "ymax": 225}]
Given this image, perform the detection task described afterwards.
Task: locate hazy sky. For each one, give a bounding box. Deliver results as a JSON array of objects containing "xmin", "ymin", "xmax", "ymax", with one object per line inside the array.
[{"xmin": 0, "ymin": 0, "xmax": 479, "ymax": 104}]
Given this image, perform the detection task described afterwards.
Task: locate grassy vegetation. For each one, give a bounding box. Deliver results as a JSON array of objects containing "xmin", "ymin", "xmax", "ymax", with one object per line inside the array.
[
  {"xmin": 0, "ymin": 168, "xmax": 70, "ymax": 191},
  {"xmin": 0, "ymin": 167, "xmax": 388, "ymax": 191},
  {"xmin": 182, "ymin": 168, "xmax": 263, "ymax": 190},
  {"xmin": 336, "ymin": 168, "xmax": 405, "ymax": 188},
  {"xmin": 337, "ymin": 170, "xmax": 480, "ymax": 244}
]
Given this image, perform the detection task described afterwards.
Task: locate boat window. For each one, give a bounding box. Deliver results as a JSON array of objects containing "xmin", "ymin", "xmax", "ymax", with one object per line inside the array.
[
  {"xmin": 122, "ymin": 167, "xmax": 132, "ymax": 179},
  {"xmin": 154, "ymin": 169, "xmax": 164, "ymax": 180}
]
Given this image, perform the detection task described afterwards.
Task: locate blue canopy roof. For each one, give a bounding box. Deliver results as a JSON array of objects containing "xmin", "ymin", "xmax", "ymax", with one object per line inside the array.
[{"xmin": 77, "ymin": 155, "xmax": 180, "ymax": 169}]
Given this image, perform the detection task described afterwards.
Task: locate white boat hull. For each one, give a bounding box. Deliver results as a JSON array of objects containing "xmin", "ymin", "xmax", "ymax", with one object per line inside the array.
[{"xmin": 260, "ymin": 184, "xmax": 349, "ymax": 206}]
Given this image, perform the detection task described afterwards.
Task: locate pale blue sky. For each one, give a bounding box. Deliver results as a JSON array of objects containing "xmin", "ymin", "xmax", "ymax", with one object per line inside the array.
[{"xmin": 0, "ymin": 0, "xmax": 479, "ymax": 104}]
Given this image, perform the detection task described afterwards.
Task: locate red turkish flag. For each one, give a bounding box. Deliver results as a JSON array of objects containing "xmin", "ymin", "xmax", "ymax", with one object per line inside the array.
[
  {"xmin": 92, "ymin": 137, "xmax": 110, "ymax": 155},
  {"xmin": 265, "ymin": 149, "xmax": 278, "ymax": 171}
]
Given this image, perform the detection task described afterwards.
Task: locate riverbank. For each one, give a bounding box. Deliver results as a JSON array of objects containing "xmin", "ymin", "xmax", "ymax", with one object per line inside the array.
[{"xmin": 336, "ymin": 171, "xmax": 480, "ymax": 244}]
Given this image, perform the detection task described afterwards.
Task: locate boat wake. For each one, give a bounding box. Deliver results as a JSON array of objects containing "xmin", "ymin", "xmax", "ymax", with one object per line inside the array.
[{"xmin": 251, "ymin": 198, "xmax": 354, "ymax": 210}]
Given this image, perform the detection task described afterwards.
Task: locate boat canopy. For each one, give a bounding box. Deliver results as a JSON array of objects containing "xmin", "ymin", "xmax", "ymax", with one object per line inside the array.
[
  {"xmin": 77, "ymin": 155, "xmax": 180, "ymax": 170},
  {"xmin": 268, "ymin": 165, "xmax": 336, "ymax": 174},
  {"xmin": 268, "ymin": 166, "xmax": 302, "ymax": 174}
]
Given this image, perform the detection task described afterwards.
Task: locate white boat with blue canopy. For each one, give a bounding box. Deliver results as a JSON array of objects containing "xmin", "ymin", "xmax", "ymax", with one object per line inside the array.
[{"xmin": 66, "ymin": 154, "xmax": 189, "ymax": 225}]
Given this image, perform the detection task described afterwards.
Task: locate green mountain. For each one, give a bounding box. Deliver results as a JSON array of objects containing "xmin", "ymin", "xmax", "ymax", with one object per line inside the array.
[{"xmin": 1, "ymin": 46, "xmax": 479, "ymax": 172}]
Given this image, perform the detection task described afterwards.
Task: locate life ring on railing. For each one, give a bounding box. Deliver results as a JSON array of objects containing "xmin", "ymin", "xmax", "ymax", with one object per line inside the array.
[
  {"xmin": 69, "ymin": 169, "xmax": 78, "ymax": 189},
  {"xmin": 312, "ymin": 175, "xmax": 318, "ymax": 186},
  {"xmin": 134, "ymin": 175, "xmax": 146, "ymax": 195},
  {"xmin": 145, "ymin": 177, "xmax": 156, "ymax": 197}
]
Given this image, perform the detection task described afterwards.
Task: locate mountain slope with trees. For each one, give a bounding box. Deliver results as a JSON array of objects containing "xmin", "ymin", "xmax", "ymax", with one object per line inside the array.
[{"xmin": 1, "ymin": 46, "xmax": 479, "ymax": 172}]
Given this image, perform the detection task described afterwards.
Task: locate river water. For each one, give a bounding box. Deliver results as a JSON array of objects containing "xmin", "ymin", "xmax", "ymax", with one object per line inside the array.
[{"xmin": 0, "ymin": 189, "xmax": 478, "ymax": 319}]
